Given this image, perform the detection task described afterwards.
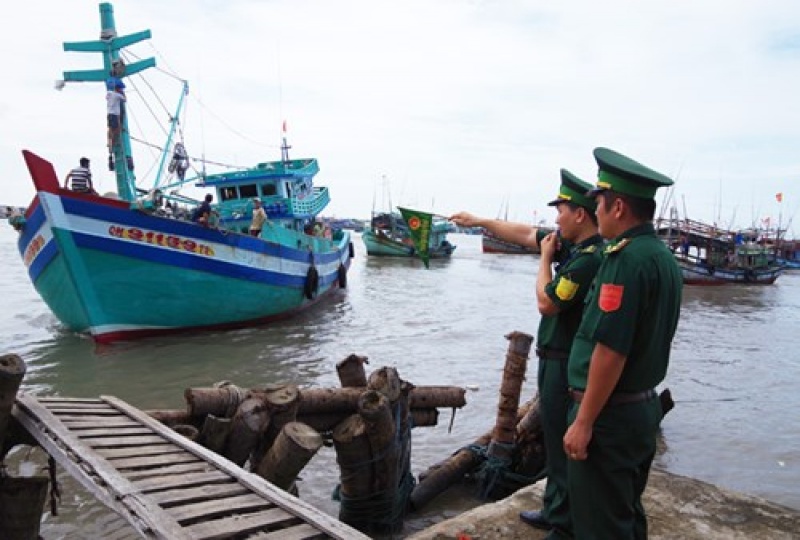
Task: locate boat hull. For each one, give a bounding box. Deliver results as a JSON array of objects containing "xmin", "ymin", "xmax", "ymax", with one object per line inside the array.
[
  {"xmin": 17, "ymin": 152, "xmax": 352, "ymax": 343},
  {"xmin": 361, "ymin": 230, "xmax": 455, "ymax": 258},
  {"xmin": 481, "ymin": 234, "xmax": 537, "ymax": 255},
  {"xmin": 678, "ymin": 260, "xmax": 783, "ymax": 285}
]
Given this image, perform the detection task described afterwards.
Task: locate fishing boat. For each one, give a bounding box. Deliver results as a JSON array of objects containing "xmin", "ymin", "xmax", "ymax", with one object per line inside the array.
[
  {"xmin": 481, "ymin": 229, "xmax": 544, "ymax": 255},
  {"xmin": 657, "ymin": 215, "xmax": 783, "ymax": 285},
  {"xmin": 8, "ymin": 3, "xmax": 352, "ymax": 343},
  {"xmin": 775, "ymin": 238, "xmax": 800, "ymax": 270},
  {"xmin": 362, "ymin": 211, "xmax": 456, "ymax": 258}
]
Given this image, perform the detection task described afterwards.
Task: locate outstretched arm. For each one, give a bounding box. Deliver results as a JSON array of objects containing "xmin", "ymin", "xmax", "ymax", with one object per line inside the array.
[{"xmin": 449, "ymin": 211, "xmax": 541, "ymax": 248}]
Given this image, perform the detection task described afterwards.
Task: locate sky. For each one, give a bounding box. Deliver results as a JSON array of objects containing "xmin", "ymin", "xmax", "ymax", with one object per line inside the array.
[{"xmin": 2, "ymin": 1, "xmax": 800, "ymax": 233}]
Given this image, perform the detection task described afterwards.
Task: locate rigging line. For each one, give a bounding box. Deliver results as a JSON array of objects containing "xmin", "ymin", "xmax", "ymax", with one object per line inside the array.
[
  {"xmin": 126, "ymin": 46, "xmax": 186, "ymax": 84},
  {"xmin": 130, "ymin": 45, "xmax": 277, "ymax": 151},
  {"xmin": 128, "ymin": 135, "xmax": 247, "ymax": 170},
  {"xmin": 120, "ymin": 51, "xmax": 177, "ymax": 122}
]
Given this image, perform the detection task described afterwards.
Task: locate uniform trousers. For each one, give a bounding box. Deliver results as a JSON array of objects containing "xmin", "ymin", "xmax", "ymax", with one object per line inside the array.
[{"xmin": 567, "ymin": 395, "xmax": 662, "ymax": 539}]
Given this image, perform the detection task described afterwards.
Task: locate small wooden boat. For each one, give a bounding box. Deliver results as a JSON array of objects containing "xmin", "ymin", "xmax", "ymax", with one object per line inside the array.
[{"xmin": 362, "ymin": 211, "xmax": 456, "ymax": 259}]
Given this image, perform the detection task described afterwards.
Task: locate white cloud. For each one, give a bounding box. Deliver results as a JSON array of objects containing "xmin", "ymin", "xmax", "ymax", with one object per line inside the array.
[{"xmin": 1, "ymin": 0, "xmax": 799, "ymax": 231}]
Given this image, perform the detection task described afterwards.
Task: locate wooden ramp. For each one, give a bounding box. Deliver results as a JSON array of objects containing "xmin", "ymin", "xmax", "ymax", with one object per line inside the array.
[{"xmin": 12, "ymin": 394, "xmax": 369, "ymax": 540}]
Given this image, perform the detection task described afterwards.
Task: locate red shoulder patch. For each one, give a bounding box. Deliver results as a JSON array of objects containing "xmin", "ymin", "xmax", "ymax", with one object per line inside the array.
[{"xmin": 598, "ymin": 284, "xmax": 624, "ymax": 312}]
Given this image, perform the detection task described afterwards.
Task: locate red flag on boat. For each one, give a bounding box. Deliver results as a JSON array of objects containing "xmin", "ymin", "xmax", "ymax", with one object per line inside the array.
[
  {"xmin": 776, "ymin": 192, "xmax": 783, "ymax": 203},
  {"xmin": 282, "ymin": 120, "xmax": 287, "ymax": 133}
]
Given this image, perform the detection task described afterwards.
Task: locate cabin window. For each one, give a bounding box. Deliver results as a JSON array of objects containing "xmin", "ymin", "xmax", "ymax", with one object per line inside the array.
[
  {"xmin": 239, "ymin": 184, "xmax": 258, "ymax": 198},
  {"xmin": 261, "ymin": 183, "xmax": 277, "ymax": 197},
  {"xmin": 220, "ymin": 187, "xmax": 238, "ymax": 201}
]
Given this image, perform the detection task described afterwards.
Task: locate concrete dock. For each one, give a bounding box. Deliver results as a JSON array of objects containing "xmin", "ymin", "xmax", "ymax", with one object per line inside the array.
[{"xmin": 408, "ymin": 467, "xmax": 800, "ymax": 539}]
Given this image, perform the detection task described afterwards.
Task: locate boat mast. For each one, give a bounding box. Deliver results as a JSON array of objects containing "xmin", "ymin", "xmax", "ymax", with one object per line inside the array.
[{"xmin": 61, "ymin": 2, "xmax": 156, "ymax": 202}]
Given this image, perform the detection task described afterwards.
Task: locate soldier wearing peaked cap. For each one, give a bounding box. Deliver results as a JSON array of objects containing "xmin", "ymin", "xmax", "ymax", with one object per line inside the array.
[
  {"xmin": 563, "ymin": 147, "xmax": 683, "ymax": 539},
  {"xmin": 451, "ymin": 168, "xmax": 604, "ymax": 538}
]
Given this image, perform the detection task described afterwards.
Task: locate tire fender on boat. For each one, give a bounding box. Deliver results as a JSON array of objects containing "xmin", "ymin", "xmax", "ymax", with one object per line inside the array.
[
  {"xmin": 348, "ymin": 242, "xmax": 355, "ymax": 258},
  {"xmin": 337, "ymin": 264, "xmax": 347, "ymax": 289},
  {"xmin": 304, "ymin": 266, "xmax": 320, "ymax": 300}
]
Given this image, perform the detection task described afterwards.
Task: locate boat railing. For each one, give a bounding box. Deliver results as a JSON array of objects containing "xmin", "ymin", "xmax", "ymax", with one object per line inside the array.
[{"xmin": 290, "ymin": 186, "xmax": 329, "ymax": 216}]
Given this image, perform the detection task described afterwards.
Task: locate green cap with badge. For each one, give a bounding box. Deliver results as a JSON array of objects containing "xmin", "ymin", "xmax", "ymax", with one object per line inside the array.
[
  {"xmin": 547, "ymin": 168, "xmax": 597, "ymax": 212},
  {"xmin": 588, "ymin": 147, "xmax": 673, "ymax": 200}
]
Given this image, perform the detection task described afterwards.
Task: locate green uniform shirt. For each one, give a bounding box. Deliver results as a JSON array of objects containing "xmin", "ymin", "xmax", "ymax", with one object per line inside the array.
[
  {"xmin": 568, "ymin": 223, "xmax": 683, "ymax": 391},
  {"xmin": 536, "ymin": 230, "xmax": 604, "ymax": 353}
]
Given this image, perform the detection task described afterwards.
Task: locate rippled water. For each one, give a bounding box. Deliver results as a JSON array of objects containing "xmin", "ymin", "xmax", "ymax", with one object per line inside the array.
[{"xmin": 2, "ymin": 226, "xmax": 798, "ymax": 538}]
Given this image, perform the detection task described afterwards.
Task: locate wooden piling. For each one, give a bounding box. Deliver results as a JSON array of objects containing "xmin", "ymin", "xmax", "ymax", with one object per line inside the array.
[
  {"xmin": 337, "ymin": 354, "xmax": 369, "ymax": 387},
  {"xmin": 223, "ymin": 396, "xmax": 270, "ymax": 466},
  {"xmin": 197, "ymin": 414, "xmax": 231, "ymax": 454},
  {"xmin": 185, "ymin": 383, "xmax": 246, "ymax": 417},
  {"xmin": 298, "ymin": 407, "xmax": 439, "ymax": 433},
  {"xmin": 0, "ymin": 353, "xmax": 26, "ymax": 454},
  {"xmin": 332, "ymin": 414, "xmax": 374, "ymax": 498},
  {"xmin": 255, "ymin": 422, "xmax": 323, "ymax": 491},
  {"xmin": 410, "ymin": 398, "xmax": 538, "ymax": 511},
  {"xmin": 251, "ymin": 384, "xmax": 299, "ymax": 470},
  {"xmin": 367, "ymin": 367, "xmax": 401, "ymax": 402},
  {"xmin": 488, "ymin": 331, "xmax": 533, "ymax": 461},
  {"xmin": 183, "ymin": 385, "xmax": 466, "ymax": 417}
]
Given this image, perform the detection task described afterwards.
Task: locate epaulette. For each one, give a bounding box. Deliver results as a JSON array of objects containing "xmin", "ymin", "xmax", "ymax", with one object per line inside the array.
[
  {"xmin": 604, "ymin": 238, "xmax": 631, "ymax": 255},
  {"xmin": 581, "ymin": 245, "xmax": 598, "ymax": 254}
]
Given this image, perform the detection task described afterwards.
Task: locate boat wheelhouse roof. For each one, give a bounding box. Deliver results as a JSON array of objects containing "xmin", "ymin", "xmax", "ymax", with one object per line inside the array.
[{"xmin": 198, "ymin": 158, "xmax": 319, "ymax": 187}]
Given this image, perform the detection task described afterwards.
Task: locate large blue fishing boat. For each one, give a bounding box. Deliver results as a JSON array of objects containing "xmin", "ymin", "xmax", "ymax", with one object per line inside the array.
[{"xmin": 10, "ymin": 3, "xmax": 352, "ymax": 343}]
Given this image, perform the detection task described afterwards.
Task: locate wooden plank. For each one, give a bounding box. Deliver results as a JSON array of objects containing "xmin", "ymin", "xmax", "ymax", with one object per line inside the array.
[
  {"xmin": 48, "ymin": 407, "xmax": 121, "ymax": 415},
  {"xmin": 135, "ymin": 470, "xmax": 231, "ymax": 493},
  {"xmin": 38, "ymin": 397, "xmax": 104, "ymax": 403},
  {"xmin": 122, "ymin": 461, "xmax": 215, "ymax": 481},
  {"xmin": 165, "ymin": 493, "xmax": 275, "ymax": 523},
  {"xmin": 149, "ymin": 481, "xmax": 250, "ymax": 506},
  {"xmin": 44, "ymin": 403, "xmax": 116, "ymax": 411},
  {"xmin": 12, "ymin": 394, "xmax": 191, "ymax": 539},
  {"xmin": 249, "ymin": 523, "xmax": 326, "ymax": 539},
  {"xmin": 60, "ymin": 419, "xmax": 141, "ymax": 429},
  {"xmin": 82, "ymin": 434, "xmax": 167, "ymax": 447},
  {"xmin": 56, "ymin": 414, "xmax": 130, "ymax": 423},
  {"xmin": 183, "ymin": 508, "xmax": 303, "ymax": 540},
  {"xmin": 74, "ymin": 426, "xmax": 153, "ymax": 437},
  {"xmin": 102, "ymin": 395, "xmax": 370, "ymax": 540},
  {"xmin": 109, "ymin": 452, "xmax": 202, "ymax": 470},
  {"xmin": 96, "ymin": 443, "xmax": 182, "ymax": 459}
]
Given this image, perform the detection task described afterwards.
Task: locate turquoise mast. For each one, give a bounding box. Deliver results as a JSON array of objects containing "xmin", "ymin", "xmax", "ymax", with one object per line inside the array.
[{"xmin": 61, "ymin": 2, "xmax": 155, "ymax": 202}]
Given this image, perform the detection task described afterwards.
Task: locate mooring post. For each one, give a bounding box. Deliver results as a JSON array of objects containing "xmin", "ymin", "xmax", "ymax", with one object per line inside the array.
[{"xmin": 0, "ymin": 354, "xmax": 27, "ymax": 456}]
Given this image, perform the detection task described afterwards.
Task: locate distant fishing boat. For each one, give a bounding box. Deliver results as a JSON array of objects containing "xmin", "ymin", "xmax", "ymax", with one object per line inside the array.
[
  {"xmin": 362, "ymin": 211, "xmax": 456, "ymax": 258},
  {"xmin": 8, "ymin": 3, "xmax": 352, "ymax": 343},
  {"xmin": 480, "ymin": 199, "xmax": 545, "ymax": 254},
  {"xmin": 481, "ymin": 229, "xmax": 544, "ymax": 255},
  {"xmin": 657, "ymin": 216, "xmax": 783, "ymax": 285},
  {"xmin": 775, "ymin": 238, "xmax": 800, "ymax": 270}
]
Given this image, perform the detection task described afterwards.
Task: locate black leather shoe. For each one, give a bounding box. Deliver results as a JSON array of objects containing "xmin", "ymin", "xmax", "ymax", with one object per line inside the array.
[{"xmin": 519, "ymin": 510, "xmax": 550, "ymax": 530}]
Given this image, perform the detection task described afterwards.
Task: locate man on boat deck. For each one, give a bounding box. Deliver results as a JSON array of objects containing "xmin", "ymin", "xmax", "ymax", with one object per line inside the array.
[
  {"xmin": 450, "ymin": 169, "xmax": 604, "ymax": 539},
  {"xmin": 563, "ymin": 148, "xmax": 682, "ymax": 539},
  {"xmin": 249, "ymin": 198, "xmax": 267, "ymax": 237},
  {"xmin": 63, "ymin": 157, "xmax": 97, "ymax": 195},
  {"xmin": 191, "ymin": 194, "xmax": 215, "ymax": 226}
]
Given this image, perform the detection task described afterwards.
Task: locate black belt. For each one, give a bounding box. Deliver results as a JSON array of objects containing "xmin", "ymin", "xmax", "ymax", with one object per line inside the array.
[
  {"xmin": 536, "ymin": 347, "xmax": 569, "ymax": 360},
  {"xmin": 569, "ymin": 388, "xmax": 656, "ymax": 406}
]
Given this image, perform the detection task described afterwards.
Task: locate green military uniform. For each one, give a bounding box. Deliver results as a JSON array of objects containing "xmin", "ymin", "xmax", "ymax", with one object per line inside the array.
[
  {"xmin": 567, "ymin": 148, "xmax": 683, "ymax": 539},
  {"xmin": 534, "ymin": 169, "xmax": 603, "ymax": 538}
]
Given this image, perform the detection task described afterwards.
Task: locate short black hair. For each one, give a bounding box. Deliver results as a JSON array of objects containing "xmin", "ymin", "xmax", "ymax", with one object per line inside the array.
[
  {"xmin": 600, "ymin": 191, "xmax": 655, "ymax": 221},
  {"xmin": 204, "ymin": 194, "xmax": 213, "ymax": 202},
  {"xmin": 79, "ymin": 157, "xmax": 90, "ymax": 166}
]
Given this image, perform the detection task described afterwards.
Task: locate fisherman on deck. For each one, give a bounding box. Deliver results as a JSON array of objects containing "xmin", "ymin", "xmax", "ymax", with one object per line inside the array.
[{"xmin": 63, "ymin": 157, "xmax": 97, "ymax": 195}]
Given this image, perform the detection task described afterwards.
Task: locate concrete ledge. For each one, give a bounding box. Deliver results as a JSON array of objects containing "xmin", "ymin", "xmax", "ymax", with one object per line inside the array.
[{"xmin": 408, "ymin": 468, "xmax": 800, "ymax": 539}]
